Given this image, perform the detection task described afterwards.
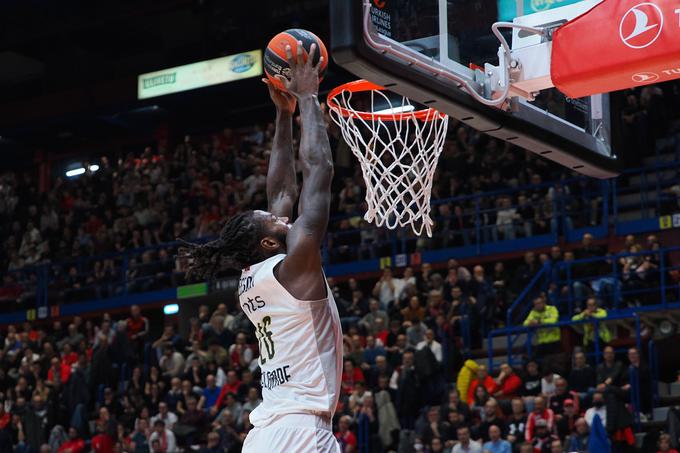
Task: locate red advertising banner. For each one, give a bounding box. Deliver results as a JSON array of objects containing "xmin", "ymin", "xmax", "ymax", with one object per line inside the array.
[{"xmin": 551, "ymin": 0, "xmax": 680, "ymax": 98}]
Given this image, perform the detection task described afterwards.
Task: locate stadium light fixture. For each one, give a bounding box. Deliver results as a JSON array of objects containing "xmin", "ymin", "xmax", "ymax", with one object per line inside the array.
[
  {"xmin": 163, "ymin": 303, "xmax": 179, "ymax": 315},
  {"xmin": 65, "ymin": 164, "xmax": 100, "ymax": 178}
]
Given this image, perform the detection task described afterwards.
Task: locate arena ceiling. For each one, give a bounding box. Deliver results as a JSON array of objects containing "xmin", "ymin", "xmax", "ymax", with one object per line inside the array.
[{"xmin": 0, "ymin": 0, "xmax": 339, "ymax": 156}]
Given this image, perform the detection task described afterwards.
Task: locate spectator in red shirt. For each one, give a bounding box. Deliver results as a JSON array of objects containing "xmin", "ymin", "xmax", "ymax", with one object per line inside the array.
[
  {"xmin": 126, "ymin": 305, "xmax": 149, "ymax": 342},
  {"xmin": 91, "ymin": 423, "xmax": 114, "ymax": 453},
  {"xmin": 0, "ymin": 275, "xmax": 23, "ymax": 302},
  {"xmin": 47, "ymin": 357, "xmax": 71, "ymax": 386},
  {"xmin": 61, "ymin": 343, "xmax": 78, "ymax": 367},
  {"xmin": 341, "ymin": 359, "xmax": 365, "ymax": 395},
  {"xmin": 57, "ymin": 427, "xmax": 86, "ymax": 453},
  {"xmin": 467, "ymin": 364, "xmax": 499, "ymax": 405},
  {"xmin": 525, "ymin": 396, "xmax": 555, "ymax": 442},
  {"xmin": 335, "ymin": 415, "xmax": 357, "ymax": 453},
  {"xmin": 493, "ymin": 363, "xmax": 522, "ymax": 400},
  {"xmin": 213, "ymin": 370, "xmax": 242, "ymax": 412}
]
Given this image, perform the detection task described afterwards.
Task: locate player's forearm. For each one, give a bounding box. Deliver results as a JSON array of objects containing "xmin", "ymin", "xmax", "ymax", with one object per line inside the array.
[
  {"xmin": 266, "ymin": 111, "xmax": 298, "ymax": 213},
  {"xmin": 298, "ymin": 95, "xmax": 333, "ymax": 173}
]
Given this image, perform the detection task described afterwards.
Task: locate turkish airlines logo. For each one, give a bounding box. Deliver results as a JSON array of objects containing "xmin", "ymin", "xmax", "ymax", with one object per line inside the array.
[
  {"xmin": 620, "ymin": 3, "xmax": 664, "ymax": 49},
  {"xmin": 632, "ymin": 72, "xmax": 659, "ymax": 83}
]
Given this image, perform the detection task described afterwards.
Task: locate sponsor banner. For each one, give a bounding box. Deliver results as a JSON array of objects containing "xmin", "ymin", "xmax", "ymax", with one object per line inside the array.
[
  {"xmin": 659, "ymin": 213, "xmax": 680, "ymax": 230},
  {"xmin": 552, "ymin": 1, "xmax": 680, "ymax": 98},
  {"xmin": 138, "ymin": 50, "xmax": 262, "ymax": 99},
  {"xmin": 498, "ymin": 0, "xmax": 584, "ymax": 21},
  {"xmin": 177, "ymin": 282, "xmax": 209, "ymax": 299}
]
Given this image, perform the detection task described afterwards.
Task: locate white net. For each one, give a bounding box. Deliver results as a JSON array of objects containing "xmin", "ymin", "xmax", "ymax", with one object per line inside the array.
[{"xmin": 327, "ymin": 83, "xmax": 449, "ymax": 237}]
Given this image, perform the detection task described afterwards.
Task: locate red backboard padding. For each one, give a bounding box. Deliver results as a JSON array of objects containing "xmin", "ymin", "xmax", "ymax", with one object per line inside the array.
[{"xmin": 551, "ymin": 0, "xmax": 680, "ymax": 98}]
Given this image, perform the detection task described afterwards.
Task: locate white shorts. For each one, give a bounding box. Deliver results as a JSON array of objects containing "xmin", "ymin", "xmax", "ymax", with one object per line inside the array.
[{"xmin": 243, "ymin": 413, "xmax": 341, "ymax": 453}]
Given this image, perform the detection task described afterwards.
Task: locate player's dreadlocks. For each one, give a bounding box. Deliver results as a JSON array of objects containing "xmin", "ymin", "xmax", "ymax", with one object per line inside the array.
[{"xmin": 177, "ymin": 211, "xmax": 266, "ymax": 281}]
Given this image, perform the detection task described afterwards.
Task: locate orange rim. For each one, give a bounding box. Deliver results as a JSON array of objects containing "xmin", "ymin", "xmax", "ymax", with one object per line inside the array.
[{"xmin": 327, "ymin": 79, "xmax": 446, "ymax": 122}]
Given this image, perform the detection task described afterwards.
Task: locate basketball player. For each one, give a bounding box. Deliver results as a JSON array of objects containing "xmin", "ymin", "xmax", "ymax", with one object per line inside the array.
[{"xmin": 179, "ymin": 42, "xmax": 342, "ymax": 452}]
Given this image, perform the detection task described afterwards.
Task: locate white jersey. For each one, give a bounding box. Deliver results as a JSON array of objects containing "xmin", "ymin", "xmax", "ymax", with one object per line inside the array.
[{"xmin": 238, "ymin": 254, "xmax": 343, "ymax": 428}]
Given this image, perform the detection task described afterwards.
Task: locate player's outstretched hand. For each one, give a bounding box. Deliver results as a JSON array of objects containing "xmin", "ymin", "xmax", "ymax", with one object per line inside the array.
[
  {"xmin": 263, "ymin": 78, "xmax": 296, "ymax": 114},
  {"xmin": 275, "ymin": 41, "xmax": 323, "ymax": 99}
]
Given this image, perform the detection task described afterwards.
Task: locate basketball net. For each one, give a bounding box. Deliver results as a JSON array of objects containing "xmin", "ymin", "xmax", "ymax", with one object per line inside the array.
[{"xmin": 327, "ymin": 80, "xmax": 449, "ymax": 237}]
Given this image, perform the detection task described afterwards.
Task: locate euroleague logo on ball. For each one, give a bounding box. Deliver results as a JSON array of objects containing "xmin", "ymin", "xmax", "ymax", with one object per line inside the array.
[
  {"xmin": 619, "ymin": 3, "xmax": 664, "ymax": 49},
  {"xmin": 372, "ymin": 0, "xmax": 386, "ymax": 9}
]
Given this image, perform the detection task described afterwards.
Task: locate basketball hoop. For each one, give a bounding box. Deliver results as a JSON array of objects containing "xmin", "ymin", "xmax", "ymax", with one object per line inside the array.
[{"xmin": 327, "ymin": 80, "xmax": 449, "ymax": 237}]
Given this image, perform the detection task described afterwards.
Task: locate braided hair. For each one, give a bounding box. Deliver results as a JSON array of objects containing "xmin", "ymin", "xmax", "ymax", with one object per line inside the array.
[{"xmin": 177, "ymin": 211, "xmax": 266, "ymax": 281}]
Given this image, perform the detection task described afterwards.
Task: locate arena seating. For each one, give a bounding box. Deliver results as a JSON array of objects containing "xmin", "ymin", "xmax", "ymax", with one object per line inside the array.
[{"xmin": 0, "ymin": 83, "xmax": 678, "ymax": 452}]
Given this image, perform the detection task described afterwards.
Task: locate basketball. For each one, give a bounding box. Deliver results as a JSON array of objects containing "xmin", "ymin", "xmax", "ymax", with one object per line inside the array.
[{"xmin": 264, "ymin": 28, "xmax": 329, "ymax": 92}]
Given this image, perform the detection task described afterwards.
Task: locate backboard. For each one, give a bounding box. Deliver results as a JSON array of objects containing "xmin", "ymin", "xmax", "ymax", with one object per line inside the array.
[{"xmin": 330, "ymin": 0, "xmax": 623, "ymax": 178}]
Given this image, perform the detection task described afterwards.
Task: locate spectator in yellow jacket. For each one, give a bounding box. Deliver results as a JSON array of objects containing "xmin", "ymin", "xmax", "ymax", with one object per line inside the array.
[
  {"xmin": 523, "ymin": 295, "xmax": 561, "ymax": 357},
  {"xmin": 456, "ymin": 359, "xmax": 479, "ymax": 403},
  {"xmin": 571, "ymin": 297, "xmax": 611, "ymax": 347}
]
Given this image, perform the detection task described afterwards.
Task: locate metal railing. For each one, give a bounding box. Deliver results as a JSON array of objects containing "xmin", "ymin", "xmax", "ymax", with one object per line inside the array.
[{"xmin": 487, "ymin": 311, "xmax": 647, "ymax": 426}]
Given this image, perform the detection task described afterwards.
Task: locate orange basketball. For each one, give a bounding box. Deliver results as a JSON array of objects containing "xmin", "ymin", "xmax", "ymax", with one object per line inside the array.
[{"xmin": 264, "ymin": 29, "xmax": 328, "ymax": 92}]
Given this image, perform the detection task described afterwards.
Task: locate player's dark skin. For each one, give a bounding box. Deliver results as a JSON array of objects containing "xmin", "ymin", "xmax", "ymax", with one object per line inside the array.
[{"xmin": 260, "ymin": 42, "xmax": 332, "ymax": 301}]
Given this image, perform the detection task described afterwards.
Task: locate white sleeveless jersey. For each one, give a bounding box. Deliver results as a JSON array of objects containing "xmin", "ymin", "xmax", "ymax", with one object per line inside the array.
[{"xmin": 238, "ymin": 254, "xmax": 343, "ymax": 427}]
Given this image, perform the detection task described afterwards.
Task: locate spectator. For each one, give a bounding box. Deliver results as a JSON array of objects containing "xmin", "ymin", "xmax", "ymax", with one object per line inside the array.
[
  {"xmin": 452, "ymin": 426, "xmax": 481, "ymax": 453},
  {"xmin": 483, "ymin": 424, "xmax": 512, "ymax": 453},
  {"xmin": 91, "ymin": 422, "xmax": 115, "ymax": 453},
  {"xmin": 512, "ymin": 252, "xmax": 539, "ymax": 294},
  {"xmin": 530, "ymin": 420, "xmax": 559, "ymax": 453},
  {"xmin": 335, "ymin": 415, "xmax": 357, "ymax": 453},
  {"xmin": 467, "ymin": 365, "xmax": 498, "ymax": 406},
  {"xmin": 129, "ymin": 419, "xmax": 150, "ymax": 453},
  {"xmin": 568, "ymin": 351, "xmax": 596, "ymax": 394},
  {"xmin": 401, "ymin": 296, "xmax": 426, "ymax": 323},
  {"xmin": 555, "ymin": 398, "xmax": 579, "ymax": 439},
  {"xmin": 477, "ymin": 398, "xmax": 507, "ymax": 442},
  {"xmin": 492, "ymin": 364, "xmax": 522, "ymax": 400},
  {"xmin": 521, "ymin": 360, "xmax": 542, "ymax": 403},
  {"xmin": 148, "ymin": 420, "xmax": 177, "ymax": 453},
  {"xmin": 342, "ymin": 359, "xmax": 365, "ymax": 396},
  {"xmin": 177, "ymin": 396, "xmax": 207, "ymax": 443},
  {"xmin": 584, "ymin": 392, "xmax": 606, "ymax": 428},
  {"xmin": 627, "ymin": 346, "xmax": 652, "ymax": 415},
  {"xmin": 57, "ymin": 427, "xmax": 86, "ymax": 453},
  {"xmin": 214, "ymin": 410, "xmax": 240, "ymax": 452},
  {"xmin": 198, "ymin": 431, "xmax": 222, "ymax": 453},
  {"xmin": 416, "ymin": 329, "xmax": 442, "ymax": 363},
  {"xmin": 201, "ymin": 374, "xmax": 221, "ymax": 412},
  {"xmin": 566, "ymin": 417, "xmax": 589, "ymax": 453},
  {"xmin": 150, "ymin": 402, "xmax": 178, "ymax": 430},
  {"xmin": 571, "ymin": 297, "xmax": 611, "ymax": 348},
  {"xmin": 522, "ymin": 296, "xmax": 560, "ymax": 357},
  {"xmin": 596, "ymin": 346, "xmax": 625, "ymax": 388},
  {"xmin": 372, "ymin": 268, "xmax": 403, "ymax": 311},
  {"xmin": 506, "ymin": 398, "xmax": 527, "ymax": 447},
  {"xmin": 525, "ymin": 397, "xmax": 554, "ymax": 442},
  {"xmin": 159, "ymin": 346, "xmax": 186, "ymax": 379},
  {"xmin": 359, "ymin": 299, "xmax": 389, "ymax": 335},
  {"xmin": 421, "ymin": 406, "xmax": 447, "ymax": 445},
  {"xmin": 541, "ymin": 370, "xmax": 561, "ymax": 399},
  {"xmin": 657, "ymin": 433, "xmax": 679, "ymax": 453},
  {"xmin": 548, "ymin": 378, "xmax": 580, "ymax": 418}
]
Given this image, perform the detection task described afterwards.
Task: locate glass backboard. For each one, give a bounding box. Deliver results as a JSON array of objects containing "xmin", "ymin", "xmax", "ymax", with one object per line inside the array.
[{"xmin": 330, "ymin": 0, "xmax": 622, "ymax": 178}]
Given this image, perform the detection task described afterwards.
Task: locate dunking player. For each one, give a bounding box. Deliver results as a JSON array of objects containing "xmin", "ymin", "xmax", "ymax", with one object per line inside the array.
[{"xmin": 179, "ymin": 42, "xmax": 342, "ymax": 452}]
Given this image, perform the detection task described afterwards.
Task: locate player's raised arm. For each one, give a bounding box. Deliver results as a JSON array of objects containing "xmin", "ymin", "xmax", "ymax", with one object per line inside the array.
[
  {"xmin": 263, "ymin": 79, "xmax": 298, "ymax": 219},
  {"xmin": 274, "ymin": 42, "xmax": 333, "ymax": 299}
]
